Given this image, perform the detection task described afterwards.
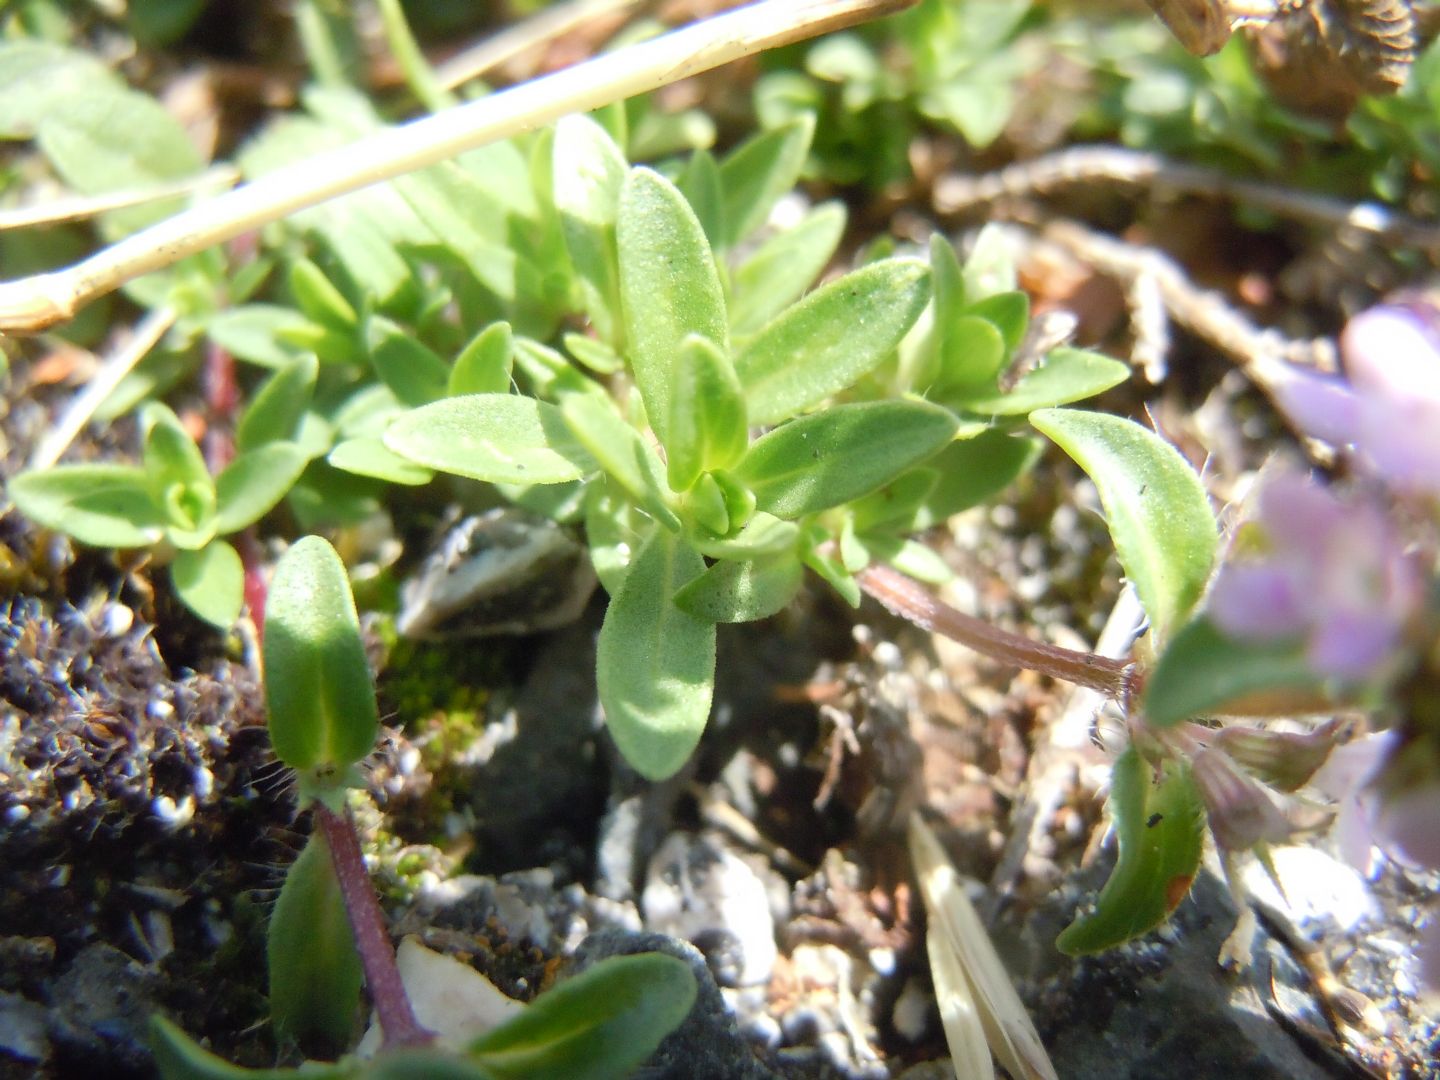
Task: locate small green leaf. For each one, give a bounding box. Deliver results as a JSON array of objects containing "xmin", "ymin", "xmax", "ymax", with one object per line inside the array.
[
  {"xmin": 267, "ymin": 831, "xmax": 362, "ymax": 1051},
  {"xmin": 933, "ymin": 314, "xmax": 1007, "ymax": 396},
  {"xmin": 674, "ymin": 553, "xmax": 804, "ymax": 623},
  {"xmin": 967, "ymin": 291, "xmax": 1029, "ymax": 355},
  {"xmin": 264, "ymin": 537, "xmax": 379, "ymax": 792},
  {"xmin": 171, "ymin": 541, "xmax": 244, "ymax": 629},
  {"xmin": 848, "ymin": 468, "xmax": 940, "ymax": 534},
  {"xmin": 596, "ymin": 530, "xmax": 715, "ymax": 781},
  {"xmin": 616, "ymin": 168, "xmax": 728, "ymax": 448},
  {"xmin": 236, "ymin": 355, "xmax": 319, "ymax": 454},
  {"xmin": 366, "ymin": 315, "xmax": 450, "ymax": 407},
  {"xmin": 554, "ymin": 115, "xmax": 628, "ymax": 345},
  {"xmin": 718, "ymin": 114, "xmax": 814, "ymax": 249},
  {"xmin": 364, "ymin": 1051, "xmax": 491, "ymax": 1080},
  {"xmin": 1143, "ymin": 617, "xmax": 1321, "ymax": 727},
  {"xmin": 908, "ymin": 429, "xmax": 1043, "ymax": 529},
  {"xmin": 957, "ymin": 348, "xmax": 1129, "ymax": 415},
  {"xmin": 1057, "ymin": 747, "xmax": 1205, "ymax": 954},
  {"xmin": 736, "ymin": 399, "xmax": 957, "ymax": 520},
  {"xmin": 8, "ymin": 465, "xmax": 165, "ymax": 548},
  {"xmin": 731, "ymin": 201, "xmax": 846, "ymax": 336},
  {"xmin": 688, "ymin": 512, "xmax": 799, "ymax": 560},
  {"xmin": 563, "ymin": 333, "xmax": 622, "ymax": 376},
  {"xmin": 207, "ymin": 305, "xmax": 316, "ymax": 369},
  {"xmin": 288, "ymin": 258, "xmax": 358, "ymax": 330},
  {"xmin": 1030, "ymin": 409, "xmax": 1216, "ymax": 644},
  {"xmin": 0, "ymin": 42, "xmax": 123, "ymax": 139},
  {"xmin": 327, "ymin": 437, "xmax": 434, "ymax": 485},
  {"xmin": 36, "ymin": 89, "xmax": 204, "ymax": 233},
  {"xmin": 666, "ymin": 336, "xmax": 748, "ymax": 492},
  {"xmin": 560, "ymin": 395, "xmax": 680, "ymax": 531},
  {"xmin": 151, "ymin": 1016, "xmax": 355, "ymax": 1080},
  {"xmin": 450, "ymin": 322, "xmax": 514, "ymax": 397},
  {"xmin": 800, "ymin": 526, "xmax": 861, "ymax": 607},
  {"xmin": 676, "ymin": 148, "xmax": 725, "ymax": 250},
  {"xmin": 213, "ymin": 443, "xmax": 310, "ymax": 533},
  {"xmin": 960, "ymin": 223, "xmax": 1017, "ymax": 303},
  {"xmin": 735, "ymin": 259, "xmax": 930, "ymax": 424},
  {"xmin": 384, "ymin": 395, "xmax": 595, "ymax": 485},
  {"xmin": 468, "ymin": 953, "xmax": 697, "ymax": 1080},
  {"xmin": 142, "ymin": 403, "xmax": 216, "ymax": 546},
  {"xmin": 584, "ymin": 479, "xmax": 651, "ymax": 596}
]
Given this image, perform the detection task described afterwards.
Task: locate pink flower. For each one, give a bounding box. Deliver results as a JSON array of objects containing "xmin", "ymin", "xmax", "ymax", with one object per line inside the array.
[
  {"xmin": 1271, "ymin": 293, "xmax": 1440, "ymax": 499},
  {"xmin": 1207, "ymin": 471, "xmax": 1421, "ymax": 682}
]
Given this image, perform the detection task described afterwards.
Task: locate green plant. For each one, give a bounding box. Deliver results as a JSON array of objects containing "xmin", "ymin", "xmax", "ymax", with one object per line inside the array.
[{"xmin": 152, "ymin": 535, "xmax": 697, "ymax": 1077}]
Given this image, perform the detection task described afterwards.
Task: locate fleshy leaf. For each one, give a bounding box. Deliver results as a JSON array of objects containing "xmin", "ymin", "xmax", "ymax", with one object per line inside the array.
[
  {"xmin": 385, "ymin": 395, "xmax": 595, "ymax": 485},
  {"xmin": 150, "ymin": 1016, "xmax": 355, "ymax": 1079},
  {"xmin": 1056, "ymin": 747, "xmax": 1205, "ymax": 954},
  {"xmin": 450, "ymin": 322, "xmax": 515, "ymax": 397},
  {"xmin": 596, "ymin": 530, "xmax": 715, "ymax": 781},
  {"xmin": 288, "ymin": 258, "xmax": 357, "ymax": 330},
  {"xmin": 730, "ymin": 201, "xmax": 846, "ymax": 336},
  {"xmin": 560, "ymin": 395, "xmax": 680, "ymax": 531},
  {"xmin": 214, "ymin": 443, "xmax": 310, "ymax": 534},
  {"xmin": 1142, "ymin": 617, "xmax": 1322, "ymax": 727},
  {"xmin": 1029, "ymin": 409, "xmax": 1215, "ymax": 645},
  {"xmin": 674, "ymin": 553, "xmax": 804, "ymax": 623},
  {"xmin": 735, "ymin": 259, "xmax": 931, "ymax": 424},
  {"xmin": 553, "ymin": 115, "xmax": 627, "ymax": 346},
  {"xmin": 717, "ymin": 114, "xmax": 814, "ymax": 249},
  {"xmin": 141, "ymin": 403, "xmax": 216, "ymax": 547},
  {"xmin": 666, "ymin": 336, "xmax": 748, "ymax": 492},
  {"xmin": 267, "ymin": 831, "xmax": 363, "ymax": 1051},
  {"xmin": 957, "ymin": 349, "xmax": 1129, "ymax": 415},
  {"xmin": 236, "ymin": 354, "xmax": 320, "ymax": 454},
  {"xmin": 264, "ymin": 537, "xmax": 379, "ymax": 793},
  {"xmin": 689, "ymin": 512, "xmax": 798, "ymax": 560},
  {"xmin": 8, "ymin": 465, "xmax": 165, "ymax": 548},
  {"xmin": 171, "ymin": 541, "xmax": 244, "ymax": 629},
  {"xmin": 616, "ymin": 168, "xmax": 727, "ymax": 448},
  {"xmin": 366, "ymin": 315, "xmax": 450, "ymax": 408},
  {"xmin": 468, "ymin": 953, "xmax": 697, "ymax": 1080},
  {"xmin": 327, "ymin": 437, "xmax": 434, "ymax": 486},
  {"xmin": 908, "ymin": 430, "xmax": 1043, "ymax": 530},
  {"xmin": 736, "ymin": 399, "xmax": 958, "ymax": 520},
  {"xmin": 207, "ymin": 305, "xmax": 316, "ymax": 369},
  {"xmin": 0, "ymin": 41, "xmax": 123, "ymax": 139}
]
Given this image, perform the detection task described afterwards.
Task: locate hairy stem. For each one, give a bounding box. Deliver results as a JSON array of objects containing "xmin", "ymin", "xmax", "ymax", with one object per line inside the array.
[
  {"xmin": 856, "ymin": 563, "xmax": 1136, "ymax": 702},
  {"xmin": 314, "ymin": 803, "xmax": 431, "ymax": 1049}
]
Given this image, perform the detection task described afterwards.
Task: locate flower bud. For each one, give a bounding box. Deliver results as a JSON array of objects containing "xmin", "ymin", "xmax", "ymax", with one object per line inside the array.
[
  {"xmin": 1192, "ymin": 748, "xmax": 1292, "ymax": 852},
  {"xmin": 1211, "ymin": 720, "xmax": 1343, "ymax": 793}
]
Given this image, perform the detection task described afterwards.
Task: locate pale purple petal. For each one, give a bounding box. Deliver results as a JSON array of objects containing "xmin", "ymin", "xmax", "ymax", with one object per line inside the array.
[
  {"xmin": 1355, "ymin": 392, "xmax": 1440, "ymax": 496},
  {"xmin": 1375, "ymin": 783, "xmax": 1440, "ymax": 871},
  {"xmin": 1305, "ymin": 609, "xmax": 1400, "ymax": 681},
  {"xmin": 1209, "ymin": 563, "xmax": 1307, "ymax": 641},
  {"xmin": 1312, "ymin": 731, "xmax": 1399, "ymax": 800},
  {"xmin": 1331, "ymin": 793, "xmax": 1382, "ymax": 877},
  {"xmin": 1254, "ymin": 472, "xmax": 1345, "ymax": 560},
  {"xmin": 1268, "ymin": 364, "xmax": 1361, "ymax": 447},
  {"xmin": 1341, "ymin": 301, "xmax": 1440, "ymax": 404}
]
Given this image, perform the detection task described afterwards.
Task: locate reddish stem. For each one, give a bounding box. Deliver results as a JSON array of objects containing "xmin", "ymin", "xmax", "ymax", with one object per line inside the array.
[
  {"xmin": 314, "ymin": 803, "xmax": 432, "ymax": 1049},
  {"xmin": 856, "ymin": 563, "xmax": 1136, "ymax": 702}
]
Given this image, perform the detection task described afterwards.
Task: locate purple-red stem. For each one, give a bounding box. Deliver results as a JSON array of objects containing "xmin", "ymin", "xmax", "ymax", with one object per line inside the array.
[
  {"xmin": 856, "ymin": 563, "xmax": 1137, "ymax": 703},
  {"xmin": 314, "ymin": 803, "xmax": 432, "ymax": 1050}
]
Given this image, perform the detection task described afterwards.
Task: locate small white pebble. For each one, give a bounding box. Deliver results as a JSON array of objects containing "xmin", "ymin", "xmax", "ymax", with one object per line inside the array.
[
  {"xmin": 5, "ymin": 804, "xmax": 30, "ymax": 823},
  {"xmin": 868, "ymin": 947, "xmax": 896, "ymax": 976},
  {"xmin": 152, "ymin": 795, "xmax": 195, "ymax": 829},
  {"xmin": 192, "ymin": 766, "xmax": 213, "ymax": 800}
]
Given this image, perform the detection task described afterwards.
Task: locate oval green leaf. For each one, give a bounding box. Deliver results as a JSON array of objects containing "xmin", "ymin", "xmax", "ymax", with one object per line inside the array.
[
  {"xmin": 384, "ymin": 394, "xmax": 595, "ymax": 485},
  {"xmin": 450, "ymin": 321, "xmax": 515, "ymax": 397},
  {"xmin": 957, "ymin": 348, "xmax": 1129, "ymax": 415},
  {"xmin": 560, "ymin": 395, "xmax": 680, "ymax": 531},
  {"xmin": 674, "ymin": 553, "xmax": 804, "ymax": 623},
  {"xmin": 1056, "ymin": 747, "xmax": 1205, "ymax": 955},
  {"xmin": 366, "ymin": 315, "xmax": 450, "ymax": 408},
  {"xmin": 213, "ymin": 443, "xmax": 310, "ymax": 534},
  {"xmin": 1142, "ymin": 616, "xmax": 1321, "ymax": 728},
  {"xmin": 731, "ymin": 201, "xmax": 846, "ymax": 336},
  {"xmin": 666, "ymin": 335, "xmax": 748, "ymax": 492},
  {"xmin": 267, "ymin": 831, "xmax": 362, "ymax": 1051},
  {"xmin": 171, "ymin": 541, "xmax": 244, "ymax": 629},
  {"xmin": 616, "ymin": 168, "xmax": 727, "ymax": 448},
  {"xmin": 8, "ymin": 465, "xmax": 165, "ymax": 548},
  {"xmin": 1029, "ymin": 408, "xmax": 1216, "ymax": 645},
  {"xmin": 596, "ymin": 530, "xmax": 715, "ymax": 781},
  {"xmin": 734, "ymin": 259, "xmax": 931, "ymax": 424},
  {"xmin": 468, "ymin": 953, "xmax": 697, "ymax": 1080},
  {"xmin": 264, "ymin": 536, "xmax": 379, "ymax": 784},
  {"xmin": 736, "ymin": 399, "xmax": 958, "ymax": 520},
  {"xmin": 236, "ymin": 354, "xmax": 319, "ymax": 454},
  {"xmin": 327, "ymin": 437, "xmax": 434, "ymax": 486}
]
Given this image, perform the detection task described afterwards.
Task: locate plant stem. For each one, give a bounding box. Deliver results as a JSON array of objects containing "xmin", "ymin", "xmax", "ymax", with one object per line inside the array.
[
  {"xmin": 856, "ymin": 563, "xmax": 1136, "ymax": 702},
  {"xmin": 0, "ymin": 0, "xmax": 916, "ymax": 333},
  {"xmin": 314, "ymin": 803, "xmax": 432, "ymax": 1049}
]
